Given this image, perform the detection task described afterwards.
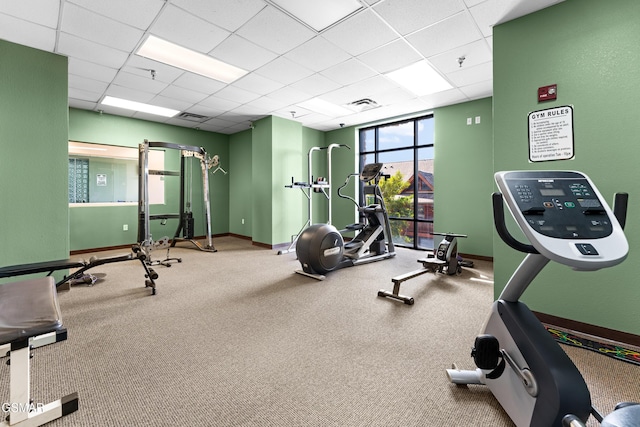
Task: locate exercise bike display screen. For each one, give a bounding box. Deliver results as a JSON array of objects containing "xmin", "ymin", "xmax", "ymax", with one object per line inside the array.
[{"xmin": 506, "ymin": 175, "xmax": 613, "ymax": 239}]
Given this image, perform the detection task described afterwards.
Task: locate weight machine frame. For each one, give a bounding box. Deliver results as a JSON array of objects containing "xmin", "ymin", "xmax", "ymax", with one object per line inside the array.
[{"xmin": 138, "ymin": 140, "xmax": 217, "ymax": 266}]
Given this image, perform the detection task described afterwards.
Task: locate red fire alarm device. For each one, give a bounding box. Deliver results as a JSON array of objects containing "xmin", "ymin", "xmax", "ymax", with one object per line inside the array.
[{"xmin": 538, "ymin": 84, "xmax": 557, "ymax": 102}]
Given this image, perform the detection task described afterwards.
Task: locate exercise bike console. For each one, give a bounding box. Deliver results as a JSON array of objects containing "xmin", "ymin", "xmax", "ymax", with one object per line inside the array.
[{"xmin": 495, "ymin": 170, "xmax": 628, "ymax": 270}]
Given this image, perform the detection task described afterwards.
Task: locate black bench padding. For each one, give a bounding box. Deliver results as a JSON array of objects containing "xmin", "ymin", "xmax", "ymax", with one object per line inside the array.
[{"xmin": 0, "ymin": 276, "xmax": 64, "ymax": 345}]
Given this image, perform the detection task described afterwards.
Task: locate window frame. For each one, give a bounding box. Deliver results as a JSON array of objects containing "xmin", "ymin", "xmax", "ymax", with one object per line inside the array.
[{"xmin": 359, "ymin": 114, "xmax": 435, "ymax": 250}]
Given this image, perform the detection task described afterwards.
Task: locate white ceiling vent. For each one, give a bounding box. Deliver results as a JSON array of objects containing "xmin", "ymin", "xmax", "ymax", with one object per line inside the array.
[
  {"xmin": 346, "ymin": 98, "xmax": 380, "ymax": 112},
  {"xmin": 177, "ymin": 112, "xmax": 210, "ymax": 122}
]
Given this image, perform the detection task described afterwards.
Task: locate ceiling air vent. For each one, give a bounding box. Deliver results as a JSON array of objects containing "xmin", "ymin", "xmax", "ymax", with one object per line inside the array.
[
  {"xmin": 177, "ymin": 112, "xmax": 210, "ymax": 122},
  {"xmin": 347, "ymin": 98, "xmax": 380, "ymax": 112}
]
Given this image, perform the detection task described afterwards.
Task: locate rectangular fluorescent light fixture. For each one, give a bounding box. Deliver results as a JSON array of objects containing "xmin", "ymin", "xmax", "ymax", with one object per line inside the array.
[
  {"xmin": 270, "ymin": 0, "xmax": 362, "ymax": 32},
  {"xmin": 136, "ymin": 35, "xmax": 247, "ymax": 84},
  {"xmin": 297, "ymin": 98, "xmax": 353, "ymax": 117},
  {"xmin": 386, "ymin": 61, "xmax": 453, "ymax": 96},
  {"xmin": 101, "ymin": 96, "xmax": 180, "ymax": 118}
]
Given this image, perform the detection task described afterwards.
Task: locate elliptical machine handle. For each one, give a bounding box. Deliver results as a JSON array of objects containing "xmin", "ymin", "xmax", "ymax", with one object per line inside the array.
[
  {"xmin": 492, "ymin": 192, "xmax": 539, "ymax": 254},
  {"xmin": 613, "ymin": 192, "xmax": 628, "ymax": 230}
]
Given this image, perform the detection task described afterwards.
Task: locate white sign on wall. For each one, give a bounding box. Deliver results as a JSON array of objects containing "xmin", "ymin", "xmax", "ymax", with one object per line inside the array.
[{"xmin": 528, "ymin": 105, "xmax": 574, "ymax": 162}]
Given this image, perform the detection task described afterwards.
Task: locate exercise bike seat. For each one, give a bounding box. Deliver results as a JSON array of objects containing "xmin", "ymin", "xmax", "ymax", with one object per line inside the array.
[{"xmin": 0, "ymin": 276, "xmax": 64, "ymax": 345}]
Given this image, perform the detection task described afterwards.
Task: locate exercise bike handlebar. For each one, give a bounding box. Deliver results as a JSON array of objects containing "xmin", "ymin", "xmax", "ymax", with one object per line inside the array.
[
  {"xmin": 492, "ymin": 192, "xmax": 539, "ymax": 254},
  {"xmin": 613, "ymin": 192, "xmax": 628, "ymax": 229}
]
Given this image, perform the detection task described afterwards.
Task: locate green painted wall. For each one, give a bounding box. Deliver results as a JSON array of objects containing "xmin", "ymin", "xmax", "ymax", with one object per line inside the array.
[
  {"xmin": 250, "ymin": 116, "xmax": 273, "ymax": 245},
  {"xmin": 229, "ymin": 129, "xmax": 252, "ymax": 237},
  {"xmin": 493, "ymin": 0, "xmax": 640, "ymax": 334},
  {"xmin": 271, "ymin": 116, "xmax": 303, "ymax": 245},
  {"xmin": 434, "ymin": 98, "xmax": 494, "ymax": 257},
  {"xmin": 0, "ymin": 40, "xmax": 68, "ymax": 281},
  {"xmin": 68, "ymin": 108, "xmax": 229, "ymax": 251}
]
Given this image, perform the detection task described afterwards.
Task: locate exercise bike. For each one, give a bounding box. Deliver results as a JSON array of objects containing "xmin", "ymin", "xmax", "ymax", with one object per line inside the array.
[
  {"xmin": 446, "ymin": 170, "xmax": 640, "ymax": 427},
  {"xmin": 295, "ymin": 163, "xmax": 395, "ymax": 280},
  {"xmin": 378, "ymin": 232, "xmax": 474, "ymax": 305}
]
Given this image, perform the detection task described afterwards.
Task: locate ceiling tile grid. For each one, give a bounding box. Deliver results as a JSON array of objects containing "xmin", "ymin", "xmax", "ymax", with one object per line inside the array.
[{"xmin": 0, "ymin": 0, "xmax": 564, "ymax": 134}]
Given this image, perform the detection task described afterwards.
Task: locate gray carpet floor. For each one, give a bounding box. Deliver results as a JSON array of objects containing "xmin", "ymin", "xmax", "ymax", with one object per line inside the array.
[{"xmin": 2, "ymin": 236, "xmax": 639, "ymax": 426}]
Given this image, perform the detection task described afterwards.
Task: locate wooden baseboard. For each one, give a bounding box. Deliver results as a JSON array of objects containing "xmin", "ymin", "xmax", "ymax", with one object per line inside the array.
[
  {"xmin": 534, "ymin": 311, "xmax": 640, "ymax": 348},
  {"xmin": 228, "ymin": 233, "xmax": 252, "ymax": 241},
  {"xmin": 459, "ymin": 252, "xmax": 493, "ymax": 262}
]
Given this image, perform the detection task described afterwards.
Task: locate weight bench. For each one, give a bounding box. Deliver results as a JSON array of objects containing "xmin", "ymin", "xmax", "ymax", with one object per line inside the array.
[
  {"xmin": 0, "ymin": 245, "xmax": 159, "ymax": 295},
  {"xmin": 0, "ymin": 276, "xmax": 78, "ymax": 426}
]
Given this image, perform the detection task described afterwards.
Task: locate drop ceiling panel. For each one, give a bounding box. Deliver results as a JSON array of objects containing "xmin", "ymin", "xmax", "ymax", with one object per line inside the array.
[
  {"xmin": 407, "ymin": 12, "xmax": 483, "ymax": 58},
  {"xmin": 172, "ymin": 73, "xmax": 227, "ymax": 96},
  {"xmin": 469, "ymin": 0, "xmax": 512, "ymax": 37},
  {"xmin": 420, "ymin": 87, "xmax": 468, "ymax": 108},
  {"xmin": 345, "ymin": 75, "xmax": 402, "ymax": 100},
  {"xmin": 67, "ymin": 0, "xmax": 164, "ymax": 30},
  {"xmin": 269, "ymin": 0, "xmax": 362, "ymax": 32},
  {"xmin": 248, "ymin": 96, "xmax": 290, "ymax": 113},
  {"xmin": 428, "ymin": 39, "xmax": 492, "ymax": 74},
  {"xmin": 112, "ymin": 71, "xmax": 169, "ymax": 94},
  {"xmin": 255, "ymin": 56, "xmax": 315, "ymax": 86},
  {"xmin": 496, "ymin": 0, "xmax": 564, "ymax": 25},
  {"xmin": 209, "ymin": 35, "xmax": 278, "ymax": 71},
  {"xmin": 214, "ymin": 85, "xmax": 262, "ymax": 104},
  {"xmin": 61, "ymin": 3, "xmax": 144, "ymax": 52},
  {"xmin": 148, "ymin": 95, "xmax": 194, "ymax": 112},
  {"xmin": 446, "ymin": 61, "xmax": 492, "ymax": 87},
  {"xmin": 0, "ymin": 0, "xmax": 59, "ymax": 28},
  {"xmin": 58, "ymin": 33, "xmax": 129, "ymax": 69},
  {"xmin": 68, "ymin": 87, "xmax": 102, "ymax": 103},
  {"xmin": 357, "ymin": 39, "xmax": 422, "ymax": 74},
  {"xmin": 373, "ymin": 0, "xmax": 464, "ymax": 36},
  {"xmin": 263, "ymin": 86, "xmax": 314, "ymax": 106},
  {"xmin": 463, "ymin": 0, "xmax": 486, "ymax": 7},
  {"xmin": 0, "ymin": 14, "xmax": 56, "ymax": 51},
  {"xmin": 198, "ymin": 95, "xmax": 242, "ymax": 113},
  {"xmin": 319, "ymin": 58, "xmax": 377, "ymax": 86},
  {"xmin": 232, "ymin": 73, "xmax": 285, "ymax": 95},
  {"xmin": 69, "ymin": 98, "xmax": 98, "ymax": 110},
  {"xmin": 149, "ymin": 4, "xmax": 230, "ymax": 53},
  {"xmin": 283, "ymin": 36, "xmax": 352, "ymax": 73},
  {"xmin": 159, "ymin": 84, "xmax": 210, "ymax": 105},
  {"xmin": 289, "ymin": 74, "xmax": 342, "ymax": 98},
  {"xmin": 68, "ymin": 74, "xmax": 110, "ymax": 94},
  {"xmin": 172, "ymin": 0, "xmax": 266, "ymax": 32},
  {"xmin": 69, "ymin": 58, "xmax": 118, "ymax": 83},
  {"xmin": 236, "ymin": 6, "xmax": 315, "ymax": 55},
  {"xmin": 322, "ymin": 10, "xmax": 398, "ymax": 56},
  {"xmin": 458, "ymin": 79, "xmax": 493, "ymax": 99}
]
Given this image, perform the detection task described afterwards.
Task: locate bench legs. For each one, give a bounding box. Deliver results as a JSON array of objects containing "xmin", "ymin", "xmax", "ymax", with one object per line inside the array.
[{"xmin": 1, "ymin": 333, "xmax": 78, "ymax": 426}]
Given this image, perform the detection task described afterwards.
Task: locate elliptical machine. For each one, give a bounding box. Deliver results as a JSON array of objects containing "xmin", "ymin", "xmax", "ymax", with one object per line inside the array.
[
  {"xmin": 446, "ymin": 170, "xmax": 639, "ymax": 427},
  {"xmin": 295, "ymin": 163, "xmax": 396, "ymax": 280}
]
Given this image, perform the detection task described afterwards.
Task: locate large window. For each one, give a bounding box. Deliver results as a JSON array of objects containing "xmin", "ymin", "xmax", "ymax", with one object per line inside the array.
[
  {"xmin": 359, "ymin": 115, "xmax": 434, "ymax": 250},
  {"xmin": 68, "ymin": 141, "xmax": 164, "ymax": 205}
]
